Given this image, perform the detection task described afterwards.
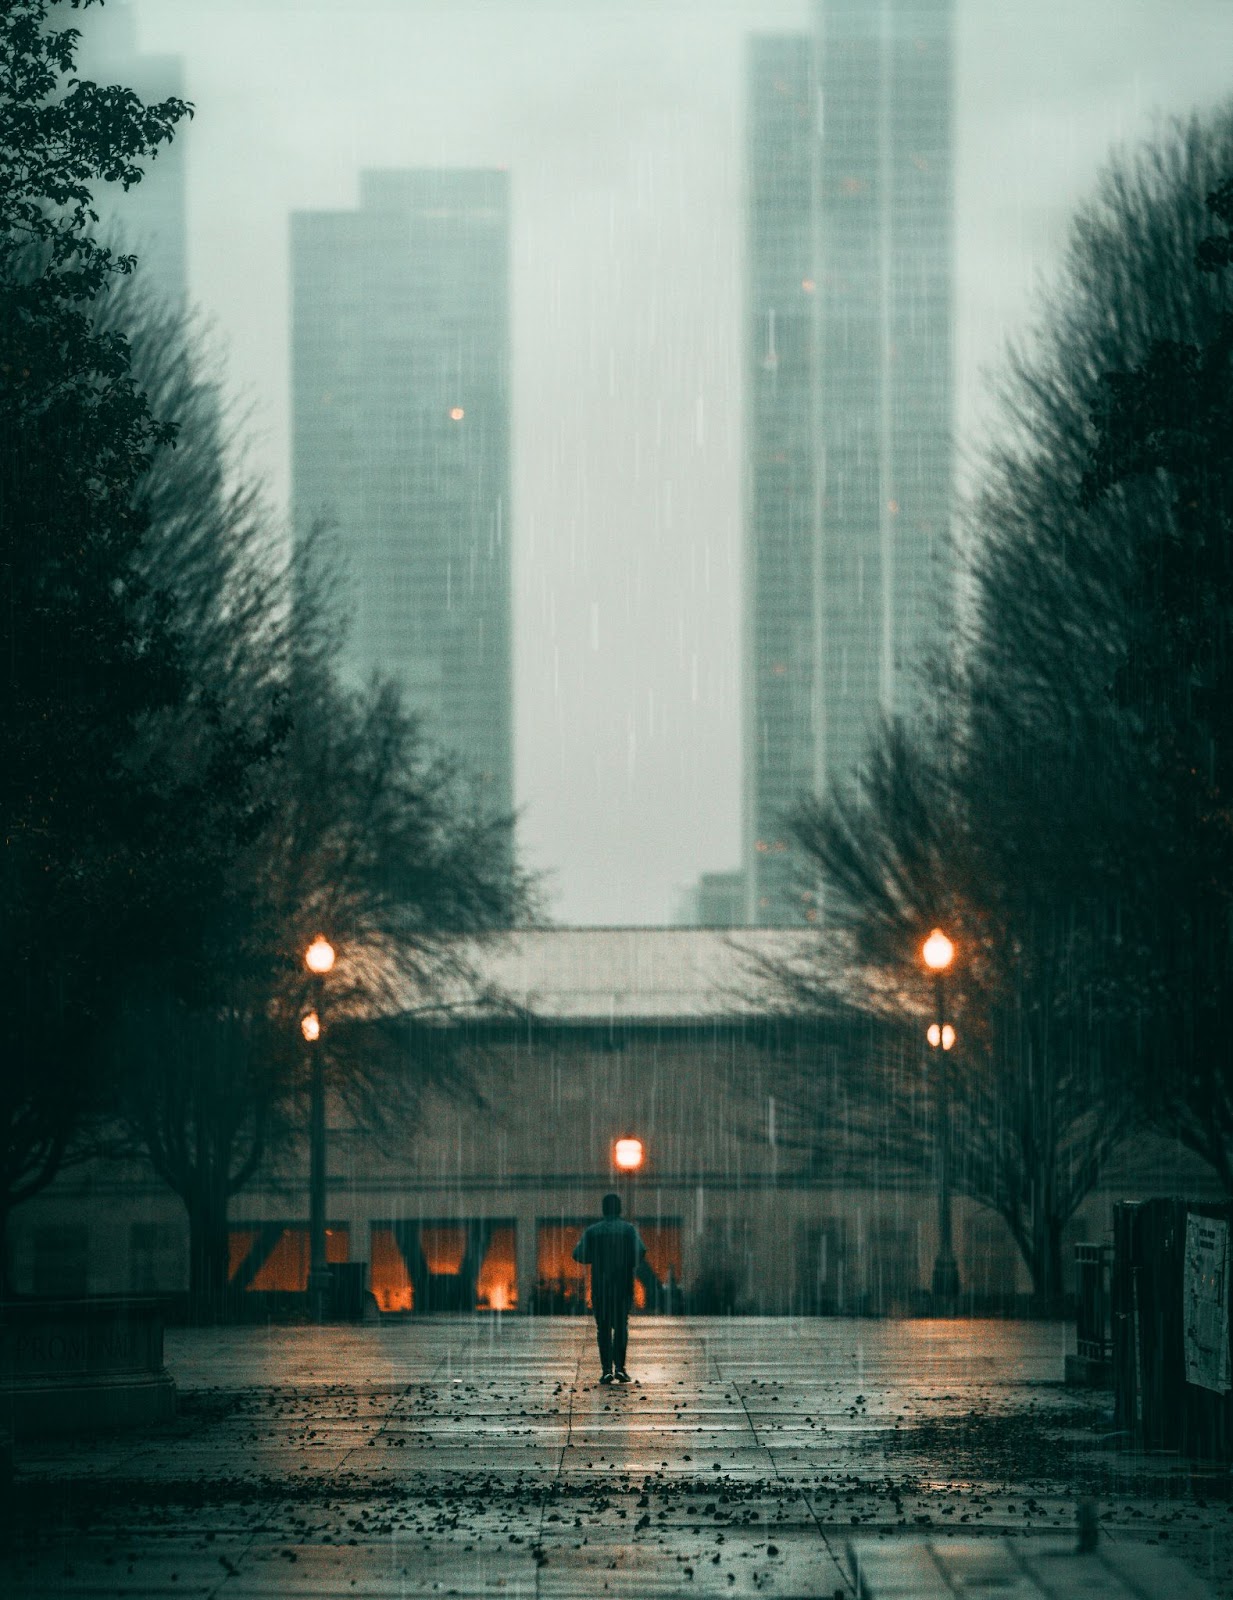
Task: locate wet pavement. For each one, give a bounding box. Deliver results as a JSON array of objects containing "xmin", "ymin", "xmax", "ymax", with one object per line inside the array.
[{"xmin": 2, "ymin": 1317, "xmax": 1231, "ymax": 1597}]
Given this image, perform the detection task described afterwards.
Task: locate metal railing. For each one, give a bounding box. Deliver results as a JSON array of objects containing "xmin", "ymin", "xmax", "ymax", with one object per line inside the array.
[{"xmin": 1074, "ymin": 1242, "xmax": 1112, "ymax": 1363}]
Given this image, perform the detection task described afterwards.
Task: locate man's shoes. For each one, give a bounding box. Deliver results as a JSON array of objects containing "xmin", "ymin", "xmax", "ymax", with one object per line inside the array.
[
  {"xmin": 599, "ymin": 1371, "xmax": 614, "ymax": 1384},
  {"xmin": 614, "ymin": 1369, "xmax": 631, "ymax": 1383}
]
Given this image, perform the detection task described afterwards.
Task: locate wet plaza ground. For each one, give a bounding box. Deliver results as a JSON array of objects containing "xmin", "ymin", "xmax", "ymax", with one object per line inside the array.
[{"xmin": 2, "ymin": 1317, "xmax": 1231, "ymax": 1597}]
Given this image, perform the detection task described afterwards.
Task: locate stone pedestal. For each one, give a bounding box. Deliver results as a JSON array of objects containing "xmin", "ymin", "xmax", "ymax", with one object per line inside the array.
[{"xmin": 0, "ymin": 1296, "xmax": 176, "ymax": 1435}]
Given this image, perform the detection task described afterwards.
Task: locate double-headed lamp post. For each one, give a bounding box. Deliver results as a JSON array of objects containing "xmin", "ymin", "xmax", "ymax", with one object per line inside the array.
[
  {"xmin": 303, "ymin": 935, "xmax": 336, "ymax": 1323},
  {"xmin": 922, "ymin": 928, "xmax": 961, "ymax": 1307}
]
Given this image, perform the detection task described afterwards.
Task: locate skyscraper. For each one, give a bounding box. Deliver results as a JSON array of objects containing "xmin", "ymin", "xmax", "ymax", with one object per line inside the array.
[
  {"xmin": 744, "ymin": 35, "xmax": 820, "ymax": 926},
  {"xmin": 291, "ymin": 171, "xmax": 513, "ymax": 816},
  {"xmin": 76, "ymin": 1, "xmax": 189, "ymax": 307},
  {"xmin": 744, "ymin": 1, "xmax": 953, "ymax": 924}
]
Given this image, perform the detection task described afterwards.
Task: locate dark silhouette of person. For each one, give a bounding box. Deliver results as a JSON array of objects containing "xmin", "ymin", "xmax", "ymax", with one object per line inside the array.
[{"xmin": 572, "ymin": 1193, "xmax": 646, "ymax": 1383}]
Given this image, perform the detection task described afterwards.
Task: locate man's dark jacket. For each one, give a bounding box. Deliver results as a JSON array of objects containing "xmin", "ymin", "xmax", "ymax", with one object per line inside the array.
[{"xmin": 572, "ymin": 1218, "xmax": 646, "ymax": 1306}]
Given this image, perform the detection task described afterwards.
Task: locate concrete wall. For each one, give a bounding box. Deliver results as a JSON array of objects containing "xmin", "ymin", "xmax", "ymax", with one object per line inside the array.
[{"xmin": 8, "ymin": 1016, "xmax": 1222, "ymax": 1311}]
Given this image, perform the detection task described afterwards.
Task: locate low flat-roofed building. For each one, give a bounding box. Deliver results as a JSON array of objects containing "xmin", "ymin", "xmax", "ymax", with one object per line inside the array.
[{"xmin": 8, "ymin": 928, "xmax": 1221, "ymax": 1314}]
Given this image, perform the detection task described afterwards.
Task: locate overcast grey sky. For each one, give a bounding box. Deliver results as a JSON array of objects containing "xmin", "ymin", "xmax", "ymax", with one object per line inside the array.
[{"xmin": 130, "ymin": 0, "xmax": 1233, "ymax": 925}]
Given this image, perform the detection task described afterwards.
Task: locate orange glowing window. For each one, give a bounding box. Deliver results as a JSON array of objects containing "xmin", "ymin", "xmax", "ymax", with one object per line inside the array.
[
  {"xmin": 242, "ymin": 1227, "xmax": 348, "ymax": 1292},
  {"xmin": 537, "ymin": 1222, "xmax": 589, "ymax": 1308},
  {"xmin": 228, "ymin": 1230, "xmax": 257, "ymax": 1282},
  {"xmin": 449, "ymin": 406, "xmax": 465, "ymax": 421},
  {"xmin": 642, "ymin": 1224, "xmax": 683, "ymax": 1283},
  {"xmin": 633, "ymin": 1223, "xmax": 684, "ymax": 1309},
  {"xmin": 801, "ymin": 278, "xmax": 816, "ymax": 293},
  {"xmin": 272, "ymin": 1231, "xmax": 312, "ymax": 1289},
  {"xmin": 477, "ymin": 1225, "xmax": 518, "ymax": 1312},
  {"xmin": 420, "ymin": 1225, "xmax": 467, "ymax": 1276},
  {"xmin": 370, "ymin": 1226, "xmax": 414, "ymax": 1312}
]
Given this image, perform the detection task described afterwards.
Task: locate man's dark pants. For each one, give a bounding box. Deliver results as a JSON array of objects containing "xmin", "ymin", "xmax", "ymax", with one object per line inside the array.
[{"xmin": 593, "ymin": 1290, "xmax": 630, "ymax": 1373}]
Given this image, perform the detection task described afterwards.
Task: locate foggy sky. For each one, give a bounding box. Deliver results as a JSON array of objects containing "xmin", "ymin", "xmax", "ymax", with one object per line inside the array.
[{"xmin": 130, "ymin": 0, "xmax": 1233, "ymax": 925}]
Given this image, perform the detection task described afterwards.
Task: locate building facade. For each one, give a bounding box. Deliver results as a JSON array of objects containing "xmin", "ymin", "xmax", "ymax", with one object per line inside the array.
[
  {"xmin": 291, "ymin": 170, "xmax": 513, "ymax": 815},
  {"xmin": 9, "ymin": 930, "xmax": 1211, "ymax": 1316},
  {"xmin": 676, "ymin": 871, "xmax": 748, "ymax": 928},
  {"xmin": 744, "ymin": 1, "xmax": 954, "ymax": 924}
]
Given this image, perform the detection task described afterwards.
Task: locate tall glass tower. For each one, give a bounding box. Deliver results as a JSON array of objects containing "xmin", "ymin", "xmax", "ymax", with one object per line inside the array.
[
  {"xmin": 291, "ymin": 171, "xmax": 513, "ymax": 816},
  {"xmin": 744, "ymin": 35, "xmax": 820, "ymax": 926},
  {"xmin": 744, "ymin": 1, "xmax": 953, "ymax": 924}
]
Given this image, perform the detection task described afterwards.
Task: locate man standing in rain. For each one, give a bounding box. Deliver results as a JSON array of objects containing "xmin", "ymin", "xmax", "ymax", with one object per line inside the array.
[{"xmin": 572, "ymin": 1193, "xmax": 646, "ymax": 1384}]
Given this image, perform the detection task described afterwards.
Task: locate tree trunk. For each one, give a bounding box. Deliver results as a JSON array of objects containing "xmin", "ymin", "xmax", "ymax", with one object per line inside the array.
[
  {"xmin": 1028, "ymin": 1213, "xmax": 1066, "ymax": 1314},
  {"xmin": 186, "ymin": 1191, "xmax": 232, "ymax": 1322}
]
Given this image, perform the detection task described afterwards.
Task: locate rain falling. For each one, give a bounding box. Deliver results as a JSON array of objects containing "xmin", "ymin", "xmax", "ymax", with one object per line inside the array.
[{"xmin": 3, "ymin": 1, "xmax": 1233, "ymax": 1595}]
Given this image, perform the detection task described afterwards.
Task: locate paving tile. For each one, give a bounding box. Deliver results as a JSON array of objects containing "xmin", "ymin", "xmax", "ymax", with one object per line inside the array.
[
  {"xmin": 3, "ymin": 1318, "xmax": 1230, "ymax": 1599},
  {"xmin": 223, "ymin": 1539, "xmax": 540, "ymax": 1597},
  {"xmin": 536, "ymin": 1521, "xmax": 848, "ymax": 1597}
]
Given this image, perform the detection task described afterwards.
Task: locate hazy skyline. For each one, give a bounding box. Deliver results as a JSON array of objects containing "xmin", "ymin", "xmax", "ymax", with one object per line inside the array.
[{"xmin": 121, "ymin": 0, "xmax": 1233, "ymax": 924}]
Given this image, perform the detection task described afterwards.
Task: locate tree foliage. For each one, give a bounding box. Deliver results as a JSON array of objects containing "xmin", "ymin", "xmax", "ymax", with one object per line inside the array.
[{"xmin": 0, "ymin": 0, "xmax": 191, "ymax": 1273}]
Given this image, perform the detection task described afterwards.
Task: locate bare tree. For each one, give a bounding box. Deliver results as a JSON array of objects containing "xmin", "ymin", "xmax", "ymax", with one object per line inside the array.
[
  {"xmin": 763, "ymin": 112, "xmax": 1233, "ymax": 1305},
  {"xmin": 1077, "ymin": 169, "xmax": 1233, "ymax": 1188},
  {"xmin": 96, "ymin": 294, "xmax": 531, "ymax": 1310},
  {"xmin": 763, "ymin": 718, "xmax": 1127, "ymax": 1308},
  {"xmin": 969, "ymin": 112, "xmax": 1233, "ymax": 1189}
]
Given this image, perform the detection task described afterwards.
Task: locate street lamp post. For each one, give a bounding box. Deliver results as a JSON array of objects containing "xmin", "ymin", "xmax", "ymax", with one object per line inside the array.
[
  {"xmin": 611, "ymin": 1136, "xmax": 646, "ymax": 1301},
  {"xmin": 612, "ymin": 1136, "xmax": 644, "ymax": 1221},
  {"xmin": 922, "ymin": 928, "xmax": 960, "ymax": 1308},
  {"xmin": 304, "ymin": 935, "xmax": 336, "ymax": 1323}
]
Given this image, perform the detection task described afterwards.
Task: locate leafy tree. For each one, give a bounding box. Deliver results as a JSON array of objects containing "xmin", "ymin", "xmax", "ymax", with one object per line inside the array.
[{"xmin": 0, "ymin": 0, "xmax": 190, "ymax": 1284}]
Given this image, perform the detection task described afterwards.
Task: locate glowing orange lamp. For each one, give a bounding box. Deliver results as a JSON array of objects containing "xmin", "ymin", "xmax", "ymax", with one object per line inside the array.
[{"xmin": 613, "ymin": 1137, "xmax": 644, "ymax": 1172}]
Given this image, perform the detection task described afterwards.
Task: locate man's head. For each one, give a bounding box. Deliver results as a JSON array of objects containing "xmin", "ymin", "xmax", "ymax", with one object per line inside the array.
[{"xmin": 601, "ymin": 1192, "xmax": 622, "ymax": 1218}]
